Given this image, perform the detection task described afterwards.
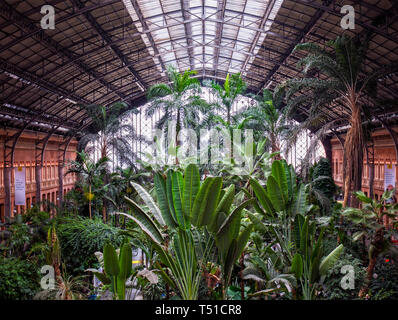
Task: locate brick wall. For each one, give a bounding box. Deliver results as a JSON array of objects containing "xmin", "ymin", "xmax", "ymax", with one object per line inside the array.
[
  {"xmin": 0, "ymin": 129, "xmax": 78, "ymax": 219},
  {"xmin": 331, "ymin": 127, "xmax": 398, "ymax": 200}
]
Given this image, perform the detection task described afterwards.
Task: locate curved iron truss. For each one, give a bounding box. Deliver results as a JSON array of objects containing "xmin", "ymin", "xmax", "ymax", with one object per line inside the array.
[{"xmin": 0, "ymin": 0, "xmax": 397, "ymax": 137}]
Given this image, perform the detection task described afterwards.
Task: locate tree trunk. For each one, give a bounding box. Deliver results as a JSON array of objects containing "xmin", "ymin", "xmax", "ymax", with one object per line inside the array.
[
  {"xmin": 359, "ymin": 227, "xmax": 384, "ymax": 298},
  {"xmin": 89, "ymin": 184, "xmax": 92, "ymax": 219},
  {"xmin": 271, "ymin": 135, "xmax": 282, "ymax": 161},
  {"xmin": 102, "ymin": 206, "xmax": 106, "ymax": 223},
  {"xmin": 175, "ymin": 109, "xmax": 181, "ymax": 165},
  {"xmin": 343, "ymin": 103, "xmax": 363, "ymax": 208}
]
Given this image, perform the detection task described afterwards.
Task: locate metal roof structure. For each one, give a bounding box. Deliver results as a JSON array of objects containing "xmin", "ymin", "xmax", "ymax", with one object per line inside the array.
[{"xmin": 1, "ymin": 0, "xmax": 398, "ymax": 137}]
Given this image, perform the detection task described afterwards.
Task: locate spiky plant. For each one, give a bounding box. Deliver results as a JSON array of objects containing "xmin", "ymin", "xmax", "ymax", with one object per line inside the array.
[{"xmin": 277, "ymin": 35, "xmax": 398, "ymax": 207}]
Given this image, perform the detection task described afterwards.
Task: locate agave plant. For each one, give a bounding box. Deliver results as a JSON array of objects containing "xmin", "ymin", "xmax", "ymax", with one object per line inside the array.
[{"xmin": 115, "ymin": 164, "xmax": 254, "ymax": 299}]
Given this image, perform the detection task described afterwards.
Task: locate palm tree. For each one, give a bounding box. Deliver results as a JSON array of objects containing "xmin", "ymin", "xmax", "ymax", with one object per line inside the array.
[
  {"xmin": 204, "ymin": 72, "xmax": 247, "ymax": 126},
  {"xmin": 277, "ymin": 35, "xmax": 398, "ymax": 207},
  {"xmin": 146, "ymin": 65, "xmax": 210, "ymax": 163},
  {"xmin": 66, "ymin": 151, "xmax": 108, "ymax": 219},
  {"xmin": 240, "ymin": 89, "xmax": 292, "ymax": 160},
  {"xmin": 78, "ymin": 102, "xmax": 142, "ymax": 168}
]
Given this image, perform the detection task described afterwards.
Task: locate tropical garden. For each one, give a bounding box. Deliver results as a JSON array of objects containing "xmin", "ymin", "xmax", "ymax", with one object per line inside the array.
[{"xmin": 1, "ymin": 35, "xmax": 398, "ymax": 301}]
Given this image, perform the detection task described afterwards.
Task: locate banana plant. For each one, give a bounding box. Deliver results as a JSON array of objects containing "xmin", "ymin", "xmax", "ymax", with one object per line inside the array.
[
  {"xmin": 116, "ymin": 164, "xmax": 254, "ymax": 299},
  {"xmin": 207, "ymin": 183, "xmax": 254, "ymax": 298},
  {"xmin": 291, "ymin": 214, "xmax": 343, "ymax": 300},
  {"xmin": 248, "ymin": 160, "xmax": 311, "ymax": 265},
  {"xmin": 87, "ymin": 242, "xmax": 132, "ymax": 300}
]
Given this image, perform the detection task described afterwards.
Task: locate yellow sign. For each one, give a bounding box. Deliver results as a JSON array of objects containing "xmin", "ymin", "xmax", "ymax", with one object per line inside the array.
[
  {"xmin": 388, "ymin": 164, "xmax": 393, "ymax": 169},
  {"xmin": 17, "ymin": 166, "xmax": 23, "ymax": 172}
]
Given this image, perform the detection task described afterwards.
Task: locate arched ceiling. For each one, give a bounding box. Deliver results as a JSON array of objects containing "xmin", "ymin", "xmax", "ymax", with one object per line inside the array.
[{"xmin": 1, "ymin": 0, "xmax": 398, "ymax": 136}]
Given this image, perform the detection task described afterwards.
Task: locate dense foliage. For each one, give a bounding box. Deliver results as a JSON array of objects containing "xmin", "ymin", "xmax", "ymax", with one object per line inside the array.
[
  {"xmin": 57, "ymin": 216, "xmax": 124, "ymax": 275},
  {"xmin": 2, "ymin": 53, "xmax": 398, "ymax": 301}
]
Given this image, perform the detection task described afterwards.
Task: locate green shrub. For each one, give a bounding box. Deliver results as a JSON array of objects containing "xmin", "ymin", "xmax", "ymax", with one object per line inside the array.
[
  {"xmin": 322, "ymin": 252, "xmax": 365, "ymax": 300},
  {"xmin": 0, "ymin": 257, "xmax": 40, "ymax": 300},
  {"xmin": 57, "ymin": 216, "xmax": 123, "ymax": 275},
  {"xmin": 312, "ymin": 158, "xmax": 336, "ymax": 200},
  {"xmin": 369, "ymin": 256, "xmax": 398, "ymax": 300}
]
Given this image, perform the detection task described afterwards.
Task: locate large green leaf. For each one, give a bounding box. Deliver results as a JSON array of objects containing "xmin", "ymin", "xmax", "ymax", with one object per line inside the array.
[
  {"xmin": 235, "ymin": 224, "xmax": 254, "ymax": 261},
  {"xmin": 182, "ymin": 164, "xmax": 200, "ymax": 220},
  {"xmin": 223, "ymin": 239, "xmax": 237, "ymax": 285},
  {"xmin": 166, "ymin": 170, "xmax": 178, "ymax": 224},
  {"xmin": 293, "ymin": 214, "xmax": 305, "ymax": 250},
  {"xmin": 131, "ymin": 181, "xmax": 165, "ymax": 226},
  {"xmin": 201, "ymin": 177, "xmax": 222, "ymax": 227},
  {"xmin": 291, "ymin": 253, "xmax": 303, "ymax": 279},
  {"xmin": 319, "ymin": 244, "xmax": 344, "ymax": 275},
  {"xmin": 103, "ymin": 243, "xmax": 119, "ymax": 277},
  {"xmin": 191, "ymin": 178, "xmax": 212, "ymax": 226},
  {"xmin": 171, "ymin": 171, "xmax": 186, "ymax": 229},
  {"xmin": 216, "ymin": 184, "xmax": 235, "ymax": 215},
  {"xmin": 249, "ymin": 179, "xmax": 275, "ymax": 216},
  {"xmin": 118, "ymin": 243, "xmax": 132, "ymax": 280},
  {"xmin": 121, "ymin": 197, "xmax": 164, "ymax": 244},
  {"xmin": 284, "ymin": 161, "xmax": 294, "ymax": 201},
  {"xmin": 154, "ymin": 172, "xmax": 176, "ymax": 228},
  {"xmin": 267, "ymin": 176, "xmax": 284, "ymax": 212},
  {"xmin": 217, "ymin": 199, "xmax": 254, "ymax": 238},
  {"xmin": 247, "ymin": 212, "xmax": 267, "ymax": 232},
  {"xmin": 292, "ymin": 184, "xmax": 308, "ymax": 217},
  {"xmin": 191, "ymin": 177, "xmax": 222, "ymax": 227},
  {"xmin": 271, "ymin": 160, "xmax": 288, "ymax": 205},
  {"xmin": 353, "ymin": 191, "xmax": 372, "ymax": 204},
  {"xmin": 300, "ymin": 216, "xmax": 310, "ymax": 257}
]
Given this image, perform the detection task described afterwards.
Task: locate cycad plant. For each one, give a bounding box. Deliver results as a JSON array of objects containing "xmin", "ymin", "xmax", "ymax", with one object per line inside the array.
[{"xmin": 278, "ymin": 35, "xmax": 398, "ymax": 207}]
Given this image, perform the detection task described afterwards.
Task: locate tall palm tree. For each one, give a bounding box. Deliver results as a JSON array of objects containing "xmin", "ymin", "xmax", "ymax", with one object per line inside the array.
[
  {"xmin": 204, "ymin": 72, "xmax": 247, "ymax": 125},
  {"xmin": 240, "ymin": 89, "xmax": 292, "ymax": 160},
  {"xmin": 146, "ymin": 65, "xmax": 210, "ymax": 163},
  {"xmin": 277, "ymin": 35, "xmax": 398, "ymax": 207},
  {"xmin": 78, "ymin": 102, "xmax": 142, "ymax": 168},
  {"xmin": 66, "ymin": 151, "xmax": 108, "ymax": 219}
]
